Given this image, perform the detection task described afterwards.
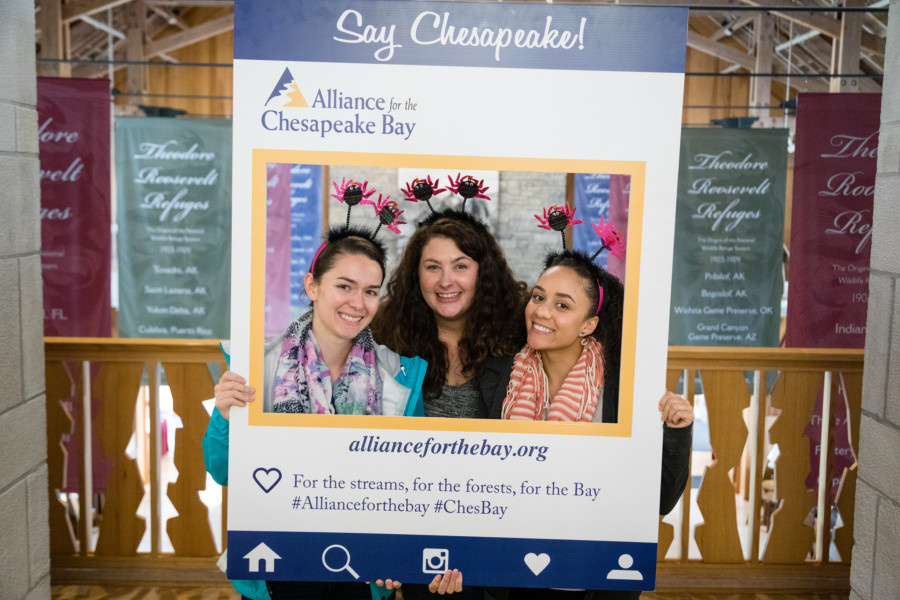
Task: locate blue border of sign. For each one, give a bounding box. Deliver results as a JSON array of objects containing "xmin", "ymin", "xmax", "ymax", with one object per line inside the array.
[
  {"xmin": 229, "ymin": 530, "xmax": 657, "ymax": 590},
  {"xmin": 235, "ymin": 0, "xmax": 686, "ymax": 73}
]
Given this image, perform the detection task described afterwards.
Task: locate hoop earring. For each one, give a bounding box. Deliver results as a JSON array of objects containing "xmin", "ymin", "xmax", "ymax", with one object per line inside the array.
[{"xmin": 581, "ymin": 336, "xmax": 588, "ymax": 346}]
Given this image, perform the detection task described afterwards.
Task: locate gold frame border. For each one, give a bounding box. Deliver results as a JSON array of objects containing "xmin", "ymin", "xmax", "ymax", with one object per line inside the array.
[{"xmin": 248, "ymin": 150, "xmax": 646, "ymax": 438}]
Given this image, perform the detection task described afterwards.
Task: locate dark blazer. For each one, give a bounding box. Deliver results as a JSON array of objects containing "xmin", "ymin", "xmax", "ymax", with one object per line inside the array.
[{"xmin": 479, "ymin": 355, "xmax": 692, "ymax": 516}]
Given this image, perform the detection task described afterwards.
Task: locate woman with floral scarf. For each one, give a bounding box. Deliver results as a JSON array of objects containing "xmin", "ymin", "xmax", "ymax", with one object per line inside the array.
[{"xmin": 203, "ymin": 228, "xmax": 428, "ymax": 600}]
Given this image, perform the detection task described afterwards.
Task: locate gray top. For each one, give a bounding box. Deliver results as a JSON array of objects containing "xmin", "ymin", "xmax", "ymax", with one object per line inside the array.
[{"xmin": 424, "ymin": 378, "xmax": 483, "ymax": 419}]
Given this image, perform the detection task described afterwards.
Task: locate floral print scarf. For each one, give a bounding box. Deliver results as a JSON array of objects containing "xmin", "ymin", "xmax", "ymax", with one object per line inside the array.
[{"xmin": 272, "ymin": 309, "xmax": 382, "ymax": 415}]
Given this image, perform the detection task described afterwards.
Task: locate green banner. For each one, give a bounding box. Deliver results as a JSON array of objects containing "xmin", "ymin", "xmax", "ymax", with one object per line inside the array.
[
  {"xmin": 116, "ymin": 118, "xmax": 231, "ymax": 338},
  {"xmin": 668, "ymin": 129, "xmax": 786, "ymax": 346}
]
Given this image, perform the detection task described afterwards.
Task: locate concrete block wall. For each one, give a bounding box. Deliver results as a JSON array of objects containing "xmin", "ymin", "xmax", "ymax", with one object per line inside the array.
[
  {"xmin": 327, "ymin": 167, "xmax": 565, "ymax": 287},
  {"xmin": 0, "ymin": 1, "xmax": 50, "ymax": 599},
  {"xmin": 850, "ymin": 1, "xmax": 900, "ymax": 599},
  {"xmin": 495, "ymin": 171, "xmax": 567, "ymax": 286}
]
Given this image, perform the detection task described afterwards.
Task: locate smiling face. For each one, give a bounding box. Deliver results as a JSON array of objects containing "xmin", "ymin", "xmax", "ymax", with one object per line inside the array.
[
  {"xmin": 305, "ymin": 253, "xmax": 383, "ymax": 345},
  {"xmin": 525, "ymin": 266, "xmax": 599, "ymax": 355},
  {"xmin": 418, "ymin": 236, "xmax": 480, "ymax": 324}
]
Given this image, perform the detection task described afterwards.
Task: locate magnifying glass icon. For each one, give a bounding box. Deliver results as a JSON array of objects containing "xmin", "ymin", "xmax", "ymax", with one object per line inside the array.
[{"xmin": 322, "ymin": 544, "xmax": 360, "ymax": 579}]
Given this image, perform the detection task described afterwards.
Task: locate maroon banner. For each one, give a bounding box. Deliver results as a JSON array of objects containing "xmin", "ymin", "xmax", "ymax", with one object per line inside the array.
[
  {"xmin": 804, "ymin": 374, "xmax": 856, "ymax": 504},
  {"xmin": 785, "ymin": 93, "xmax": 880, "ymax": 348},
  {"xmin": 265, "ymin": 163, "xmax": 293, "ymax": 337},
  {"xmin": 607, "ymin": 174, "xmax": 630, "ymax": 283},
  {"xmin": 38, "ymin": 78, "xmax": 112, "ymax": 337}
]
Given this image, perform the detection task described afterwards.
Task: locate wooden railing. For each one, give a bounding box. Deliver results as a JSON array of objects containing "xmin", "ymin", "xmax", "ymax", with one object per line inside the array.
[
  {"xmin": 45, "ymin": 337, "xmax": 228, "ymax": 581},
  {"xmin": 45, "ymin": 339, "xmax": 863, "ymax": 591},
  {"xmin": 659, "ymin": 346, "xmax": 863, "ymax": 591}
]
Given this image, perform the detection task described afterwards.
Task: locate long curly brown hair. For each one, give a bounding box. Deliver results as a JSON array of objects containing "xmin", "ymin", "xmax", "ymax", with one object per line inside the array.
[{"xmin": 371, "ymin": 210, "xmax": 527, "ymax": 398}]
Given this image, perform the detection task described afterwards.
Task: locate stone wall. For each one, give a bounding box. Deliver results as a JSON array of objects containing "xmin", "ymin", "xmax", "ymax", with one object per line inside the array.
[
  {"xmin": 0, "ymin": 1, "xmax": 50, "ymax": 599},
  {"xmin": 327, "ymin": 167, "xmax": 567, "ymax": 287},
  {"xmin": 850, "ymin": 1, "xmax": 900, "ymax": 598}
]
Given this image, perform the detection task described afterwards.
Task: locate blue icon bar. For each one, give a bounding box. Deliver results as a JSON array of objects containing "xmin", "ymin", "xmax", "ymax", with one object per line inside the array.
[{"xmin": 228, "ymin": 530, "xmax": 656, "ymax": 591}]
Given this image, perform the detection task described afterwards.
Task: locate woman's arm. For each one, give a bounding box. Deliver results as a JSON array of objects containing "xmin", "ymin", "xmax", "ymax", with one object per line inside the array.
[
  {"xmin": 202, "ymin": 371, "xmax": 257, "ymax": 486},
  {"xmin": 202, "ymin": 408, "xmax": 231, "ymax": 486},
  {"xmin": 658, "ymin": 392, "xmax": 694, "ymax": 515}
]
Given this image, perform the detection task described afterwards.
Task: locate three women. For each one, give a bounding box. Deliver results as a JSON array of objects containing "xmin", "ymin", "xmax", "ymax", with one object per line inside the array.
[{"xmin": 207, "ymin": 180, "xmax": 694, "ymax": 599}]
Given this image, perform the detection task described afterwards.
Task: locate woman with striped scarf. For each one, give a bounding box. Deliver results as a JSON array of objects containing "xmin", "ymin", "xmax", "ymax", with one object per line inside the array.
[{"xmin": 479, "ymin": 250, "xmax": 694, "ymax": 600}]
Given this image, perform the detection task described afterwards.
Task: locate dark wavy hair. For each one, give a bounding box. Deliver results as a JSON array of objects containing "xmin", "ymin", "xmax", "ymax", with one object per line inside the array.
[
  {"xmin": 311, "ymin": 226, "xmax": 387, "ymax": 283},
  {"xmin": 371, "ymin": 210, "xmax": 527, "ymax": 397},
  {"xmin": 543, "ymin": 250, "xmax": 625, "ymax": 421}
]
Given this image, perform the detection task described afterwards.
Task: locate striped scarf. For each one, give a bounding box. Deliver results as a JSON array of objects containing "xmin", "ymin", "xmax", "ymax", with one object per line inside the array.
[{"xmin": 501, "ymin": 337, "xmax": 604, "ymax": 422}]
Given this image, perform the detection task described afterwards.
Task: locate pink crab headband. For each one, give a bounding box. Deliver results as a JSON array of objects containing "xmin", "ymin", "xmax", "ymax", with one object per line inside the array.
[
  {"xmin": 400, "ymin": 173, "xmax": 491, "ymax": 215},
  {"xmin": 309, "ymin": 241, "xmax": 329, "ymax": 275},
  {"xmin": 535, "ymin": 204, "xmax": 621, "ymax": 316},
  {"xmin": 330, "ymin": 177, "xmax": 407, "ymax": 235}
]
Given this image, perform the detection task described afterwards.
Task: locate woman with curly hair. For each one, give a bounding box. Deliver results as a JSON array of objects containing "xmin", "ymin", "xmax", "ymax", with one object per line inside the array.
[
  {"xmin": 371, "ymin": 209, "xmax": 527, "ymax": 420},
  {"xmin": 370, "ymin": 209, "xmax": 526, "ymax": 599}
]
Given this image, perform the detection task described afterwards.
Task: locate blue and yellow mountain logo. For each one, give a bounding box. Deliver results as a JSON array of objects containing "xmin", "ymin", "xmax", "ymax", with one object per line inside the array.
[{"xmin": 265, "ymin": 68, "xmax": 308, "ymax": 108}]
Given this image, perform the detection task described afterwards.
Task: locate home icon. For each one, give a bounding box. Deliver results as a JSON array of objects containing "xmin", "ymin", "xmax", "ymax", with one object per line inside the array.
[{"xmin": 244, "ymin": 542, "xmax": 282, "ymax": 573}]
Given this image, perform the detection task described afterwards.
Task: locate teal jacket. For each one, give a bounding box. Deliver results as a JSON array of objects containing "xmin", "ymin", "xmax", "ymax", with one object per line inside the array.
[{"xmin": 202, "ymin": 343, "xmax": 427, "ymax": 599}]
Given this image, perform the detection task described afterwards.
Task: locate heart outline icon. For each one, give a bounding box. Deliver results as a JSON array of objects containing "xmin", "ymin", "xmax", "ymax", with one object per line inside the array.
[
  {"xmin": 253, "ymin": 467, "xmax": 283, "ymax": 493},
  {"xmin": 524, "ymin": 552, "xmax": 550, "ymax": 576}
]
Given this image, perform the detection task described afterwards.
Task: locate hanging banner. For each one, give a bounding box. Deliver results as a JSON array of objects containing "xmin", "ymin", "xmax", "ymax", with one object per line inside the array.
[
  {"xmin": 116, "ymin": 118, "xmax": 232, "ymax": 338},
  {"xmin": 573, "ymin": 173, "xmax": 611, "ymax": 268},
  {"xmin": 37, "ymin": 77, "xmax": 112, "ymax": 336},
  {"xmin": 785, "ymin": 93, "xmax": 880, "ymax": 349},
  {"xmin": 668, "ymin": 128, "xmax": 787, "ymax": 347},
  {"xmin": 266, "ymin": 163, "xmax": 292, "ymax": 336},
  {"xmin": 229, "ymin": 0, "xmax": 687, "ymax": 591},
  {"xmin": 803, "ymin": 374, "xmax": 856, "ymax": 504},
  {"xmin": 289, "ymin": 164, "xmax": 323, "ymax": 316},
  {"xmin": 607, "ymin": 174, "xmax": 631, "ymax": 282},
  {"xmin": 573, "ymin": 174, "xmax": 631, "ymax": 282}
]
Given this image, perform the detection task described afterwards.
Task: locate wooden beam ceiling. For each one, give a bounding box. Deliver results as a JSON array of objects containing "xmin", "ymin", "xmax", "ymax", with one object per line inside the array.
[
  {"xmin": 63, "ymin": 0, "xmax": 135, "ymax": 23},
  {"xmin": 143, "ymin": 13, "xmax": 233, "ymax": 58},
  {"xmin": 39, "ymin": 0, "xmax": 885, "ymax": 114},
  {"xmin": 687, "ymin": 30, "xmax": 755, "ymax": 71}
]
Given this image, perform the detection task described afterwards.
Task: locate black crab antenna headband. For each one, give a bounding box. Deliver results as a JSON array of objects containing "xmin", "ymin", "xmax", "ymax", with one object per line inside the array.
[
  {"xmin": 312, "ymin": 179, "xmax": 406, "ymax": 274},
  {"xmin": 535, "ymin": 204, "xmax": 625, "ymax": 315},
  {"xmin": 401, "ymin": 173, "xmax": 491, "ymax": 216}
]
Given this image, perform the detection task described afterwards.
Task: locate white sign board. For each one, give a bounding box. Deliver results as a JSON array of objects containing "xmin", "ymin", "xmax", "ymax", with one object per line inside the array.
[{"xmin": 229, "ymin": 0, "xmax": 686, "ymax": 591}]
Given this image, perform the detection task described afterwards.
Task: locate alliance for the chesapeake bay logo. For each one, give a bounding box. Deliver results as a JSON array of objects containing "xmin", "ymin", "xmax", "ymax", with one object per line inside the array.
[{"xmin": 261, "ymin": 67, "xmax": 417, "ymax": 140}]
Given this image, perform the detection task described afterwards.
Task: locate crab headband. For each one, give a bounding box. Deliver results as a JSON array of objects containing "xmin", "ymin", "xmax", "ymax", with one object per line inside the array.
[
  {"xmin": 590, "ymin": 216, "xmax": 626, "ymax": 262},
  {"xmin": 331, "ymin": 177, "xmax": 376, "ymax": 227},
  {"xmin": 401, "ymin": 173, "xmax": 491, "ymax": 215},
  {"xmin": 536, "ymin": 205, "xmax": 623, "ymax": 315},
  {"xmin": 309, "ymin": 241, "xmax": 329, "ymax": 275},
  {"xmin": 313, "ymin": 179, "xmax": 407, "ymax": 274},
  {"xmin": 328, "ymin": 177, "xmax": 407, "ymax": 236},
  {"xmin": 309, "ymin": 225, "xmax": 391, "ymax": 279},
  {"xmin": 535, "ymin": 204, "xmax": 582, "ymax": 250}
]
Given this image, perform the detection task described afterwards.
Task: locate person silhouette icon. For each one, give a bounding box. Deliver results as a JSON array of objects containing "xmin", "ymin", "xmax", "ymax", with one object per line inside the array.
[{"xmin": 606, "ymin": 553, "xmax": 643, "ymax": 580}]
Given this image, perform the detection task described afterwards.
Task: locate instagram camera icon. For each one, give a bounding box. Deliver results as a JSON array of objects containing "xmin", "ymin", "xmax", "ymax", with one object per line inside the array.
[{"xmin": 422, "ymin": 548, "xmax": 450, "ymax": 574}]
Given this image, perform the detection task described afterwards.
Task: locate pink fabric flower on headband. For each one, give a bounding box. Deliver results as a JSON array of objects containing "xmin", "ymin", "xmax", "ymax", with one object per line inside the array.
[
  {"xmin": 591, "ymin": 216, "xmax": 626, "ymax": 260},
  {"xmin": 368, "ymin": 194, "xmax": 406, "ymax": 235}
]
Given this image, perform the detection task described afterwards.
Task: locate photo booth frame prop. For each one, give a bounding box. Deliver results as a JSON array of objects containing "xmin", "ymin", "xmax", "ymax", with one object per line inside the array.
[{"xmin": 228, "ymin": 0, "xmax": 687, "ymax": 590}]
